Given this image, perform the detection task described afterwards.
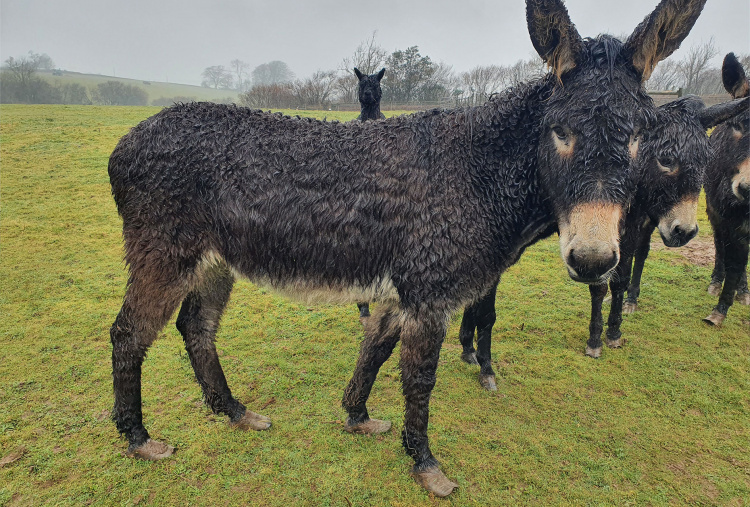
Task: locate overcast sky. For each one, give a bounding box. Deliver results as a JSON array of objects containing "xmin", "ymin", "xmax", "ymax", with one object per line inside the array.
[{"xmin": 1, "ymin": 0, "xmax": 747, "ymax": 86}]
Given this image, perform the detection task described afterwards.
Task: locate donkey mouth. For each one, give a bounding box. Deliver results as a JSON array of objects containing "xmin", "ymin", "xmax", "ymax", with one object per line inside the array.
[{"xmin": 567, "ymin": 268, "xmax": 615, "ymax": 285}]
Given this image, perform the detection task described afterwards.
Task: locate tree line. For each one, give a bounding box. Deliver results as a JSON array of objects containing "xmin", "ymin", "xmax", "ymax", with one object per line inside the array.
[{"xmin": 2, "ymin": 36, "xmax": 746, "ymax": 107}]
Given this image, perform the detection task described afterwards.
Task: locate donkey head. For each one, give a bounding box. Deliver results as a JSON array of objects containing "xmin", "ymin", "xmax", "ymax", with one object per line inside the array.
[
  {"xmin": 527, "ymin": 0, "xmax": 706, "ymax": 283},
  {"xmin": 716, "ymin": 53, "xmax": 750, "ymax": 202},
  {"xmin": 638, "ymin": 96, "xmax": 748, "ymax": 247},
  {"xmin": 354, "ymin": 67, "xmax": 385, "ymax": 107}
]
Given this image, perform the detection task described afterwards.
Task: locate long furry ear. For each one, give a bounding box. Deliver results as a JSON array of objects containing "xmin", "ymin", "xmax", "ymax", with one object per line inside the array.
[
  {"xmin": 526, "ymin": 0, "xmax": 583, "ymax": 79},
  {"xmin": 354, "ymin": 68, "xmax": 364, "ymax": 81},
  {"xmin": 376, "ymin": 68, "xmax": 386, "ymax": 81},
  {"xmin": 624, "ymin": 0, "xmax": 707, "ymax": 82},
  {"xmin": 699, "ymin": 97, "xmax": 750, "ymax": 129},
  {"xmin": 722, "ymin": 53, "xmax": 749, "ymax": 99}
]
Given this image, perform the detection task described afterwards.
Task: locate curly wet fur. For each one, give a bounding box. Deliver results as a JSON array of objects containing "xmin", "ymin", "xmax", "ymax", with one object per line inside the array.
[
  {"xmin": 704, "ymin": 54, "xmax": 750, "ymax": 322},
  {"xmin": 108, "ymin": 0, "xmax": 707, "ymax": 493}
]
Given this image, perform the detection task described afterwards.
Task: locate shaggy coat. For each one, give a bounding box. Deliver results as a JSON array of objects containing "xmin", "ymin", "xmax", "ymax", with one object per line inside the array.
[
  {"xmin": 458, "ymin": 95, "xmax": 746, "ymax": 382},
  {"xmin": 353, "ymin": 67, "xmax": 386, "ymax": 318},
  {"xmin": 108, "ymin": 0, "xmax": 707, "ymax": 496},
  {"xmin": 703, "ymin": 53, "xmax": 750, "ymax": 326}
]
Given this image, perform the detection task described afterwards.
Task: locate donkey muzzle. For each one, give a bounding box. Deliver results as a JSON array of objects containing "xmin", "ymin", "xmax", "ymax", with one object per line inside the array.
[
  {"xmin": 657, "ymin": 197, "xmax": 699, "ymax": 247},
  {"xmin": 558, "ymin": 203, "xmax": 622, "ymax": 284}
]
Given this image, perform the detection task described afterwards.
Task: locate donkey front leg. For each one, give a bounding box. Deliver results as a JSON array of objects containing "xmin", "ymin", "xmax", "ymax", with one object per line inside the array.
[
  {"xmin": 457, "ymin": 304, "xmax": 479, "ymax": 365},
  {"xmin": 704, "ymin": 240, "xmax": 749, "ymax": 326},
  {"xmin": 400, "ymin": 308, "xmax": 458, "ymax": 497},
  {"xmin": 708, "ymin": 225, "xmax": 726, "ymax": 297},
  {"xmin": 605, "ymin": 254, "xmax": 635, "ymax": 349},
  {"xmin": 175, "ymin": 264, "xmax": 270, "ymax": 431},
  {"xmin": 473, "ymin": 285, "xmax": 498, "ymax": 391},
  {"xmin": 342, "ymin": 304, "xmax": 402, "ymax": 434},
  {"xmin": 624, "ymin": 226, "xmax": 653, "ymax": 314},
  {"xmin": 586, "ymin": 283, "xmax": 608, "ymax": 358}
]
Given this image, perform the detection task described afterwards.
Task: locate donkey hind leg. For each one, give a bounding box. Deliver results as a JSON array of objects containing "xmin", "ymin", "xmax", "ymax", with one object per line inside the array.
[
  {"xmin": 111, "ymin": 262, "xmax": 190, "ymax": 460},
  {"xmin": 735, "ymin": 271, "xmax": 750, "ymax": 305},
  {"xmin": 356, "ymin": 302, "xmax": 371, "ymax": 319},
  {"xmin": 586, "ymin": 283, "xmax": 608, "ymax": 358},
  {"xmin": 175, "ymin": 263, "xmax": 270, "ymax": 431},
  {"xmin": 342, "ymin": 303, "xmax": 401, "ymax": 435},
  {"xmin": 400, "ymin": 308, "xmax": 458, "ymax": 497},
  {"xmin": 458, "ymin": 304, "xmax": 479, "ymax": 365},
  {"xmin": 473, "ymin": 285, "xmax": 498, "ymax": 391}
]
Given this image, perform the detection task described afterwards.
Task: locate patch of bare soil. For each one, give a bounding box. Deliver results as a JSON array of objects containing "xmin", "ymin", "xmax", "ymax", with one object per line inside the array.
[{"xmin": 651, "ymin": 238, "xmax": 715, "ymax": 268}]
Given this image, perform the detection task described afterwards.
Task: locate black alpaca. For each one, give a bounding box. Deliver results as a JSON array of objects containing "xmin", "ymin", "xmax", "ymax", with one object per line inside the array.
[
  {"xmin": 703, "ymin": 53, "xmax": 750, "ymax": 326},
  {"xmin": 458, "ymin": 95, "xmax": 747, "ymax": 383},
  {"xmin": 353, "ymin": 67, "xmax": 386, "ymax": 319},
  {"xmin": 108, "ymin": 0, "xmax": 705, "ymax": 496},
  {"xmin": 355, "ymin": 67, "xmax": 386, "ymax": 122}
]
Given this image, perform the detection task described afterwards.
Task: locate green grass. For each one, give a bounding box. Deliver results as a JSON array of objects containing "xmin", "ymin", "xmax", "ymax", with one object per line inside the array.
[{"xmin": 1, "ymin": 104, "xmax": 748, "ymax": 506}]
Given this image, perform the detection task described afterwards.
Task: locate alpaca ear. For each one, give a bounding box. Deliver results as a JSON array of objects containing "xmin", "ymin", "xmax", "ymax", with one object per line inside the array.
[
  {"xmin": 624, "ymin": 0, "xmax": 707, "ymax": 82},
  {"xmin": 354, "ymin": 68, "xmax": 364, "ymax": 80},
  {"xmin": 698, "ymin": 97, "xmax": 750, "ymax": 129},
  {"xmin": 376, "ymin": 68, "xmax": 386, "ymax": 81},
  {"xmin": 526, "ymin": 0, "xmax": 583, "ymax": 79},
  {"xmin": 722, "ymin": 53, "xmax": 749, "ymax": 99}
]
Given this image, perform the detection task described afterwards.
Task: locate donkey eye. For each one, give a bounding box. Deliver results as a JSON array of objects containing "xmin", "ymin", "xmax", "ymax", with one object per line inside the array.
[
  {"xmin": 551, "ymin": 125, "xmax": 568, "ymax": 141},
  {"xmin": 657, "ymin": 156, "xmax": 678, "ymax": 174}
]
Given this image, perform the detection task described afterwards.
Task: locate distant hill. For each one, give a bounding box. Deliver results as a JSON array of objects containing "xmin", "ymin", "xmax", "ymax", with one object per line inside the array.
[{"xmin": 37, "ymin": 69, "xmax": 240, "ymax": 104}]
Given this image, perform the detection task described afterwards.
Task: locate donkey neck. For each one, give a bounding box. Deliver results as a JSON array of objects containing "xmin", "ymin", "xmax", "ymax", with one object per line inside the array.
[{"xmin": 358, "ymin": 103, "xmax": 383, "ymax": 121}]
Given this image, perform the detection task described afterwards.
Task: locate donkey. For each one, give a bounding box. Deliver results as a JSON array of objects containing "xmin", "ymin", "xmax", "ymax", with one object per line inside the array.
[
  {"xmin": 458, "ymin": 95, "xmax": 747, "ymax": 385},
  {"xmin": 108, "ymin": 0, "xmax": 706, "ymax": 496},
  {"xmin": 703, "ymin": 53, "xmax": 750, "ymax": 326},
  {"xmin": 353, "ymin": 67, "xmax": 386, "ymax": 319}
]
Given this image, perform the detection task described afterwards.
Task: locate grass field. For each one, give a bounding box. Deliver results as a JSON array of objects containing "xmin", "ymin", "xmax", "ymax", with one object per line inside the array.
[
  {"xmin": 37, "ymin": 70, "xmax": 240, "ymax": 104},
  {"xmin": 1, "ymin": 104, "xmax": 748, "ymax": 506}
]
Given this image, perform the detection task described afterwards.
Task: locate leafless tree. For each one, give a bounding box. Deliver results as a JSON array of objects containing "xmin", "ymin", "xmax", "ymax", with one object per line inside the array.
[
  {"xmin": 230, "ymin": 59, "xmax": 251, "ymax": 92},
  {"xmin": 291, "ymin": 70, "xmax": 339, "ymax": 109},
  {"xmin": 251, "ymin": 61, "xmax": 295, "ymax": 87},
  {"xmin": 201, "ymin": 65, "xmax": 233, "ymax": 89},
  {"xmin": 679, "ymin": 37, "xmax": 719, "ymax": 93},
  {"xmin": 336, "ymin": 32, "xmax": 389, "ymax": 104}
]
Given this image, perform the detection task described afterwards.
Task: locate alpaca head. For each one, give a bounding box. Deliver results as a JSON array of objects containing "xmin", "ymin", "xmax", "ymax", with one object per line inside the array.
[{"xmin": 354, "ymin": 67, "xmax": 385, "ymax": 107}]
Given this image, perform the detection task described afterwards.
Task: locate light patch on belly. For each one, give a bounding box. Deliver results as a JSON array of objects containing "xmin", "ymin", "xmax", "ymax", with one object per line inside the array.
[{"xmin": 253, "ymin": 275, "xmax": 400, "ymax": 305}]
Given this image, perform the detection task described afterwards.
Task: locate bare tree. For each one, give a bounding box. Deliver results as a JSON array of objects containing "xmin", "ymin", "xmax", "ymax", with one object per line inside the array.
[
  {"xmin": 201, "ymin": 65, "xmax": 233, "ymax": 89},
  {"xmin": 291, "ymin": 70, "xmax": 339, "ymax": 109},
  {"xmin": 456, "ymin": 65, "xmax": 507, "ymax": 106},
  {"xmin": 230, "ymin": 59, "xmax": 251, "ymax": 92},
  {"xmin": 647, "ymin": 59, "xmax": 683, "ymax": 90},
  {"xmin": 680, "ymin": 37, "xmax": 719, "ymax": 93},
  {"xmin": 337, "ymin": 32, "xmax": 388, "ymax": 103}
]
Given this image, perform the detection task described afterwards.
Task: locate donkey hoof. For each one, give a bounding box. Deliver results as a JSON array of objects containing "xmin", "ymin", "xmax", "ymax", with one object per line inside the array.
[
  {"xmin": 606, "ymin": 338, "xmax": 622, "ymax": 349},
  {"xmin": 411, "ymin": 466, "xmax": 458, "ymax": 497},
  {"xmin": 229, "ymin": 410, "xmax": 272, "ymax": 431},
  {"xmin": 585, "ymin": 346, "xmax": 602, "ymax": 358},
  {"xmin": 126, "ymin": 439, "xmax": 175, "ymax": 461},
  {"xmin": 461, "ymin": 351, "xmax": 479, "ymax": 365},
  {"xmin": 478, "ymin": 374, "xmax": 497, "ymax": 391},
  {"xmin": 344, "ymin": 417, "xmax": 391, "ymax": 435},
  {"xmin": 702, "ymin": 310, "xmax": 725, "ymax": 327},
  {"xmin": 707, "ymin": 282, "xmax": 722, "ymax": 297},
  {"xmin": 736, "ymin": 291, "xmax": 750, "ymax": 306},
  {"xmin": 623, "ymin": 301, "xmax": 637, "ymax": 314}
]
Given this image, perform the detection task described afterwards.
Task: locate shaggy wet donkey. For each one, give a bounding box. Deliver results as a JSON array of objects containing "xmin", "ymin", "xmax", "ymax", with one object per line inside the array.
[
  {"xmin": 703, "ymin": 53, "xmax": 750, "ymax": 326},
  {"xmin": 353, "ymin": 67, "xmax": 386, "ymax": 319},
  {"xmin": 108, "ymin": 0, "xmax": 706, "ymax": 496},
  {"xmin": 459, "ymin": 95, "xmax": 749, "ymax": 384}
]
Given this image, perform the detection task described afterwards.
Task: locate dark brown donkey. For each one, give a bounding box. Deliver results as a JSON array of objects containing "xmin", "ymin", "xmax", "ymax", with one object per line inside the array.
[
  {"xmin": 108, "ymin": 0, "xmax": 706, "ymax": 496},
  {"xmin": 459, "ymin": 95, "xmax": 748, "ymax": 385},
  {"xmin": 703, "ymin": 53, "xmax": 750, "ymax": 326}
]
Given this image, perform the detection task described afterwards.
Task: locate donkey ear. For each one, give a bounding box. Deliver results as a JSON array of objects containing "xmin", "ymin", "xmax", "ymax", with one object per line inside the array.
[
  {"xmin": 698, "ymin": 97, "xmax": 750, "ymax": 129},
  {"xmin": 526, "ymin": 0, "xmax": 583, "ymax": 79},
  {"xmin": 722, "ymin": 53, "xmax": 749, "ymax": 98},
  {"xmin": 624, "ymin": 0, "xmax": 707, "ymax": 82},
  {"xmin": 376, "ymin": 68, "xmax": 386, "ymax": 81},
  {"xmin": 354, "ymin": 68, "xmax": 364, "ymax": 81}
]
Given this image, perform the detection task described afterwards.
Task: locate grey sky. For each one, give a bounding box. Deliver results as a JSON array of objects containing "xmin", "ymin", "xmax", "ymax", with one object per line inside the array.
[{"xmin": 1, "ymin": 0, "xmax": 747, "ymax": 86}]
